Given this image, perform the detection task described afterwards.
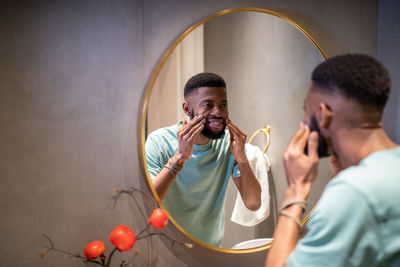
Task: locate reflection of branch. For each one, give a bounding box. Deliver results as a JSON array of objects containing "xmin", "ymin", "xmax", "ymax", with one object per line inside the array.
[
  {"xmin": 112, "ymin": 187, "xmax": 157, "ymax": 226},
  {"xmin": 137, "ymin": 232, "xmax": 193, "ymax": 248},
  {"xmin": 39, "ymin": 234, "xmax": 104, "ymax": 266},
  {"xmin": 113, "ymin": 187, "xmax": 157, "ymax": 209}
]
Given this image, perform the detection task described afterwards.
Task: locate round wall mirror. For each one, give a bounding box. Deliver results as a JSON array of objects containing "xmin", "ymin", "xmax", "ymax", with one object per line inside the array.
[{"xmin": 139, "ymin": 8, "xmax": 330, "ymax": 253}]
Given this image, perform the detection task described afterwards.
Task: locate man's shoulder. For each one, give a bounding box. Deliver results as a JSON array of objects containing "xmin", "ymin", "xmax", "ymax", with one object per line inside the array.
[
  {"xmin": 147, "ymin": 124, "xmax": 179, "ymax": 140},
  {"xmin": 335, "ymin": 146, "xmax": 400, "ymax": 185},
  {"xmin": 145, "ymin": 124, "xmax": 179, "ymax": 154},
  {"xmin": 325, "ymin": 147, "xmax": 400, "ymax": 216}
]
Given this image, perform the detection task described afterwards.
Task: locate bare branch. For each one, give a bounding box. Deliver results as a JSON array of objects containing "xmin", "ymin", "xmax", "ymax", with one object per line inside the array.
[
  {"xmin": 42, "ymin": 234, "xmax": 54, "ymax": 248},
  {"xmin": 135, "ymin": 224, "xmax": 151, "ymax": 240},
  {"xmin": 40, "ymin": 186, "xmax": 190, "ymax": 267},
  {"xmin": 40, "ymin": 235, "xmax": 103, "ymax": 266},
  {"xmin": 104, "ymin": 247, "xmax": 118, "ymax": 267}
]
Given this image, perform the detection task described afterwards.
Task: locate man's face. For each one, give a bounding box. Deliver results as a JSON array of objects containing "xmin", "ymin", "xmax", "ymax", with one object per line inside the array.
[
  {"xmin": 186, "ymin": 86, "xmax": 228, "ymax": 140},
  {"xmin": 303, "ymin": 85, "xmax": 330, "ymax": 158}
]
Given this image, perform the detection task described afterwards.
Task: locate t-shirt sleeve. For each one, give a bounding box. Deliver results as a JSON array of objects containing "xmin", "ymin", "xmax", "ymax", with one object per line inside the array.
[
  {"xmin": 232, "ymin": 162, "xmax": 240, "ymax": 178},
  {"xmin": 145, "ymin": 134, "xmax": 165, "ymax": 179},
  {"xmin": 287, "ymin": 181, "xmax": 379, "ymax": 267}
]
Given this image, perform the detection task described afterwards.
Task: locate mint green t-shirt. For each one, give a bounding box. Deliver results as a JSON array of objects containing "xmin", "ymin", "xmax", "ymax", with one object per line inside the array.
[
  {"xmin": 287, "ymin": 147, "xmax": 400, "ymax": 267},
  {"xmin": 145, "ymin": 123, "xmax": 240, "ymax": 246}
]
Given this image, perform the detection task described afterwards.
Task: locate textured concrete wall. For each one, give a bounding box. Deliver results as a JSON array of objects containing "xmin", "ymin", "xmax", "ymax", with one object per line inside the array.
[
  {"xmin": 0, "ymin": 0, "xmax": 379, "ymax": 266},
  {"xmin": 379, "ymin": 0, "xmax": 400, "ymax": 143}
]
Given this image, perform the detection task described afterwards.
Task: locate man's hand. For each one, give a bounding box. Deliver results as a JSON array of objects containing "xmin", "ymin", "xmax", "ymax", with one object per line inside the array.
[
  {"xmin": 152, "ymin": 115, "xmax": 205, "ymax": 200},
  {"xmin": 283, "ymin": 123, "xmax": 319, "ymax": 200},
  {"xmin": 265, "ymin": 123, "xmax": 319, "ymax": 267},
  {"xmin": 226, "ymin": 118, "xmax": 248, "ymax": 163},
  {"xmin": 226, "ymin": 118, "xmax": 261, "ymax": 211},
  {"xmin": 175, "ymin": 115, "xmax": 206, "ymax": 164}
]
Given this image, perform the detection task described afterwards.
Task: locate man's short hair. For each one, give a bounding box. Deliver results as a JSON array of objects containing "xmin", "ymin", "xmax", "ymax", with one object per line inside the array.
[
  {"xmin": 311, "ymin": 54, "xmax": 391, "ymax": 112},
  {"xmin": 184, "ymin": 72, "xmax": 226, "ymax": 99}
]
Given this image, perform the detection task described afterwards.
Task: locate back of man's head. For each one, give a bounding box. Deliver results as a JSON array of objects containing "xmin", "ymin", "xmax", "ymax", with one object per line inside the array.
[
  {"xmin": 311, "ymin": 54, "xmax": 391, "ymax": 114},
  {"xmin": 184, "ymin": 72, "xmax": 226, "ymax": 99}
]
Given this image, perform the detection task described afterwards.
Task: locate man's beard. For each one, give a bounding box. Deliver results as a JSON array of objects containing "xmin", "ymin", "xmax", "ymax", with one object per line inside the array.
[
  {"xmin": 304, "ymin": 114, "xmax": 330, "ymax": 158},
  {"xmin": 190, "ymin": 110, "xmax": 226, "ymax": 140}
]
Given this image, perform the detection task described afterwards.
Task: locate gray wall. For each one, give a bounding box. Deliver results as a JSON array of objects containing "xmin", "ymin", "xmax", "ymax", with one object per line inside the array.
[
  {"xmin": 379, "ymin": 0, "xmax": 400, "ymax": 143},
  {"xmin": 0, "ymin": 0, "xmax": 387, "ymax": 266}
]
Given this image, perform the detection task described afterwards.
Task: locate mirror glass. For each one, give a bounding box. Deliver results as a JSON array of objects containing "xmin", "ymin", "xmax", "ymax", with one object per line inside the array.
[{"xmin": 141, "ymin": 9, "xmax": 331, "ymax": 251}]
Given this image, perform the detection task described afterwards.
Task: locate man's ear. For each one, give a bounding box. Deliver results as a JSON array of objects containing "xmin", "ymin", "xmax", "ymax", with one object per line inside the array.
[
  {"xmin": 183, "ymin": 101, "xmax": 191, "ymax": 117},
  {"xmin": 319, "ymin": 102, "xmax": 332, "ymax": 129}
]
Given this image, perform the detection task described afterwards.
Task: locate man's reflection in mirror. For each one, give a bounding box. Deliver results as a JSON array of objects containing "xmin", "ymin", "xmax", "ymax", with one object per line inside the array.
[{"xmin": 145, "ymin": 72, "xmax": 261, "ymax": 246}]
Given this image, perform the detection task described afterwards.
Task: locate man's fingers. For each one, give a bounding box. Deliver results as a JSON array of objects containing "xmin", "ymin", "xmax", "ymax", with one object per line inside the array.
[
  {"xmin": 307, "ymin": 131, "xmax": 319, "ymax": 161},
  {"xmin": 227, "ymin": 123, "xmax": 237, "ymax": 136},
  {"xmin": 288, "ymin": 123, "xmax": 308, "ymax": 149},
  {"xmin": 189, "ymin": 114, "xmax": 205, "ymax": 126},
  {"xmin": 227, "ymin": 119, "xmax": 246, "ymax": 139},
  {"xmin": 229, "ymin": 128, "xmax": 235, "ymax": 142},
  {"xmin": 178, "ymin": 119, "xmax": 187, "ymax": 130},
  {"xmin": 227, "ymin": 122, "xmax": 244, "ymax": 135},
  {"xmin": 297, "ymin": 124, "xmax": 310, "ymax": 150},
  {"xmin": 184, "ymin": 123, "xmax": 204, "ymax": 142},
  {"xmin": 183, "ymin": 119, "xmax": 205, "ymax": 140},
  {"xmin": 191, "ymin": 123, "xmax": 205, "ymax": 139},
  {"xmin": 179, "ymin": 115, "xmax": 204, "ymax": 135},
  {"xmin": 201, "ymin": 110, "xmax": 211, "ymax": 118}
]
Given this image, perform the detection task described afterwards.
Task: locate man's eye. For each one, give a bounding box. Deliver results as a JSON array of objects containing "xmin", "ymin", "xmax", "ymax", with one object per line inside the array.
[
  {"xmin": 221, "ymin": 103, "xmax": 227, "ymax": 108},
  {"xmin": 203, "ymin": 103, "xmax": 212, "ymax": 108}
]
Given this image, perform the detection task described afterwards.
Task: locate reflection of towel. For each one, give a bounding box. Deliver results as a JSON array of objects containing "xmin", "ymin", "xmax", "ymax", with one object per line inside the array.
[{"xmin": 231, "ymin": 143, "xmax": 270, "ymax": 227}]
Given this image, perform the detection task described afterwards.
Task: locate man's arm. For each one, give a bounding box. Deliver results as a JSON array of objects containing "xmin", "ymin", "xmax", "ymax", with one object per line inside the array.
[
  {"xmin": 151, "ymin": 153, "xmax": 186, "ymax": 200},
  {"xmin": 227, "ymin": 118, "xmax": 261, "ymax": 211},
  {"xmin": 265, "ymin": 123, "xmax": 319, "ymax": 267},
  {"xmin": 152, "ymin": 116, "xmax": 205, "ymax": 200}
]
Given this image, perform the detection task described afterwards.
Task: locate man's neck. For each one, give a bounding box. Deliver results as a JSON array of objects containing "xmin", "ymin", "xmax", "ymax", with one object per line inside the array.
[
  {"xmin": 333, "ymin": 128, "xmax": 398, "ymax": 169},
  {"xmin": 194, "ymin": 133, "xmax": 210, "ymax": 145}
]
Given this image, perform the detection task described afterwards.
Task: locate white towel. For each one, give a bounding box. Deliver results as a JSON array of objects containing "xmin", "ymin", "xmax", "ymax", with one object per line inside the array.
[{"xmin": 231, "ymin": 143, "xmax": 271, "ymax": 227}]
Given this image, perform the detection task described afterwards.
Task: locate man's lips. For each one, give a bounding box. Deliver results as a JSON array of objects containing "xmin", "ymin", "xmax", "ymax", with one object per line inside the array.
[{"xmin": 206, "ymin": 118, "xmax": 225, "ymax": 128}]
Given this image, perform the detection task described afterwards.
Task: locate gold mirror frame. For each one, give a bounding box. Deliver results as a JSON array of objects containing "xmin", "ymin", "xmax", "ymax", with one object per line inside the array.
[{"xmin": 138, "ymin": 7, "xmax": 327, "ymax": 254}]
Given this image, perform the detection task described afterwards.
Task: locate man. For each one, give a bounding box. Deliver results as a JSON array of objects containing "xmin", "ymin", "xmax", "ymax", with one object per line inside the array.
[
  {"xmin": 145, "ymin": 72, "xmax": 261, "ymax": 247},
  {"xmin": 266, "ymin": 54, "xmax": 400, "ymax": 266}
]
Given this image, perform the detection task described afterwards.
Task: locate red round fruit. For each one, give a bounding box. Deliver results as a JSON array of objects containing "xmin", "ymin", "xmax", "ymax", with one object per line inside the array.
[
  {"xmin": 84, "ymin": 240, "xmax": 106, "ymax": 259},
  {"xmin": 110, "ymin": 225, "xmax": 136, "ymax": 252},
  {"xmin": 149, "ymin": 208, "xmax": 168, "ymax": 230}
]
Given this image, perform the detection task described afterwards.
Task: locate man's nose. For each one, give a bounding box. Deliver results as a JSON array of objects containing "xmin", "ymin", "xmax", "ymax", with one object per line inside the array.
[{"xmin": 210, "ymin": 105, "xmax": 225, "ymax": 117}]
